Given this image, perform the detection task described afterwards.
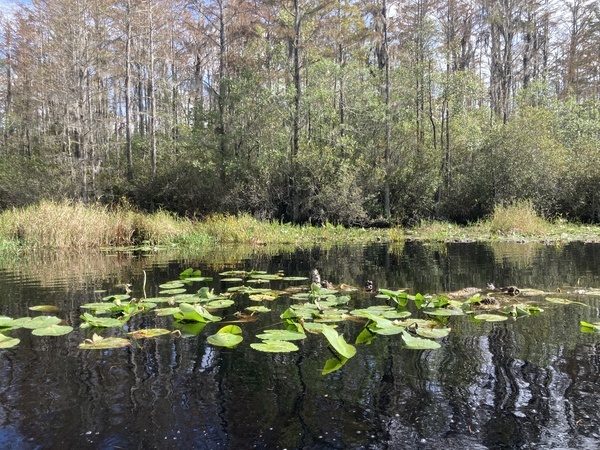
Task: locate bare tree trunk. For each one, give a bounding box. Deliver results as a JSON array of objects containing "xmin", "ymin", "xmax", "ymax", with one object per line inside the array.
[
  {"xmin": 125, "ymin": 0, "xmax": 133, "ymax": 181},
  {"xmin": 148, "ymin": 0, "xmax": 157, "ymax": 180}
]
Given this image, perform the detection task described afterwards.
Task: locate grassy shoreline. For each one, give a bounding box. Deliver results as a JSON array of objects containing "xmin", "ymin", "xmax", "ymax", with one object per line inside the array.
[{"xmin": 0, "ymin": 201, "xmax": 599, "ymax": 254}]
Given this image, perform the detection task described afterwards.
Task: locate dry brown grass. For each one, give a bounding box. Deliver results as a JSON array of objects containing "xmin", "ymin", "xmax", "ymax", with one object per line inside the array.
[
  {"xmin": 0, "ymin": 200, "xmax": 193, "ymax": 249},
  {"xmin": 487, "ymin": 201, "xmax": 549, "ymax": 236}
]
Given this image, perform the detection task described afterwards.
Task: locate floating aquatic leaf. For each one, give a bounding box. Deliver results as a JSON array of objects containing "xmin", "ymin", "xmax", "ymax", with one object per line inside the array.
[
  {"xmin": 256, "ymin": 329, "xmax": 306, "ymax": 341},
  {"xmin": 220, "ymin": 277, "xmax": 244, "ymax": 282},
  {"xmin": 545, "ymin": 297, "xmax": 587, "ymax": 306},
  {"xmin": 245, "ymin": 306, "xmax": 271, "ymax": 313},
  {"xmin": 396, "ymin": 318, "xmax": 440, "ymax": 329},
  {"xmin": 247, "ymin": 279, "xmax": 272, "ymax": 284},
  {"xmin": 102, "ymin": 294, "xmax": 130, "ymax": 302},
  {"xmin": 250, "ymin": 273, "xmax": 282, "ymax": 280},
  {"xmin": 0, "ymin": 317, "xmax": 19, "ymax": 330},
  {"xmin": 79, "ymin": 333, "xmax": 130, "ymax": 350},
  {"xmin": 249, "ymin": 293, "xmax": 277, "ymax": 302},
  {"xmin": 154, "ymin": 307, "xmax": 181, "ymax": 316},
  {"xmin": 0, "ymin": 334, "xmax": 20, "ymax": 348},
  {"xmin": 250, "ymin": 340, "xmax": 299, "ymax": 353},
  {"xmin": 415, "ymin": 328, "xmax": 451, "ymax": 339},
  {"xmin": 80, "ymin": 313, "xmax": 125, "ymax": 329},
  {"xmin": 383, "ymin": 310, "xmax": 412, "ymax": 319},
  {"xmin": 127, "ymin": 328, "xmax": 171, "ymax": 339},
  {"xmin": 322, "ymin": 356, "xmax": 349, "ymax": 375},
  {"xmin": 423, "ymin": 307, "xmax": 464, "ymax": 316},
  {"xmin": 159, "ymin": 288, "xmax": 187, "ymax": 295},
  {"xmin": 321, "ymin": 324, "xmax": 356, "ymax": 359},
  {"xmin": 93, "ymin": 289, "xmax": 107, "ymax": 294},
  {"xmin": 401, "ymin": 331, "xmax": 441, "ymax": 350},
  {"xmin": 180, "ymin": 268, "xmax": 202, "ymax": 279},
  {"xmin": 302, "ymin": 322, "xmax": 334, "ymax": 333},
  {"xmin": 205, "ymin": 299, "xmax": 235, "ymax": 309},
  {"xmin": 80, "ymin": 302, "xmax": 113, "ymax": 311},
  {"xmin": 185, "ymin": 277, "xmax": 213, "ymax": 282},
  {"xmin": 219, "ymin": 270, "xmax": 249, "ymax": 277},
  {"xmin": 372, "ymin": 326, "xmax": 404, "ymax": 336},
  {"xmin": 281, "ymin": 276, "xmax": 309, "ymax": 281},
  {"xmin": 29, "ymin": 305, "xmax": 60, "ymax": 313},
  {"xmin": 207, "ymin": 325, "xmax": 243, "ymax": 348},
  {"xmin": 32, "ymin": 325, "xmax": 73, "ymax": 336},
  {"xmin": 174, "ymin": 303, "xmax": 221, "ymax": 323},
  {"xmin": 473, "ymin": 313, "xmax": 509, "ymax": 322},
  {"xmin": 378, "ymin": 289, "xmax": 409, "ymax": 307},
  {"xmin": 160, "ymin": 282, "xmax": 185, "ymax": 289},
  {"xmin": 19, "ymin": 316, "xmax": 62, "ymax": 329}
]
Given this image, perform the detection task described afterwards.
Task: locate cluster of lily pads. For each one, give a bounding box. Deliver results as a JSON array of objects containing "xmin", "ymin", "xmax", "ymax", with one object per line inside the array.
[{"xmin": 1, "ymin": 267, "xmax": 599, "ymax": 374}]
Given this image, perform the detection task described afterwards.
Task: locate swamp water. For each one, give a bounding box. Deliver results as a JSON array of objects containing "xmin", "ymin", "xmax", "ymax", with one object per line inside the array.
[{"xmin": 0, "ymin": 241, "xmax": 599, "ymax": 450}]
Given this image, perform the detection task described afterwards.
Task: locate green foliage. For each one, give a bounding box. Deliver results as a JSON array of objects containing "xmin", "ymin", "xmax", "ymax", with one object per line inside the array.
[{"xmin": 488, "ymin": 201, "xmax": 549, "ymax": 236}]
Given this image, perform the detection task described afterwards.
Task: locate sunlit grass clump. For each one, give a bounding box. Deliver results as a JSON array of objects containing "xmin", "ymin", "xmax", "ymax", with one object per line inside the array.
[
  {"xmin": 487, "ymin": 201, "xmax": 549, "ymax": 236},
  {"xmin": 0, "ymin": 200, "xmax": 194, "ymax": 249}
]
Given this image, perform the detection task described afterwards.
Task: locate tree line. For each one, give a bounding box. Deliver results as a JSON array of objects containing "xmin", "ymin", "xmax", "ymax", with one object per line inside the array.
[{"xmin": 0, "ymin": 0, "xmax": 599, "ymax": 224}]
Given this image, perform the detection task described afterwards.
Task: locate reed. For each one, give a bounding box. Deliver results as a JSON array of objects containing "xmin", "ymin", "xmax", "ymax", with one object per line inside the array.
[
  {"xmin": 0, "ymin": 200, "xmax": 193, "ymax": 249},
  {"xmin": 487, "ymin": 201, "xmax": 549, "ymax": 236}
]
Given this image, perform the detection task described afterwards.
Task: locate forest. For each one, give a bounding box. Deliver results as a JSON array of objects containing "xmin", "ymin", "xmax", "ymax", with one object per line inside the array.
[{"xmin": 0, "ymin": 0, "xmax": 599, "ymax": 226}]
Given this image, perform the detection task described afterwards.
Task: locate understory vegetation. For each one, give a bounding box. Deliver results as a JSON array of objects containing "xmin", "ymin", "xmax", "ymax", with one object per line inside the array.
[{"xmin": 0, "ymin": 201, "xmax": 599, "ymax": 253}]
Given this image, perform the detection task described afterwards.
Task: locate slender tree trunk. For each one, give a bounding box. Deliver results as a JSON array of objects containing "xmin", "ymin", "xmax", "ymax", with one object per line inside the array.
[
  {"xmin": 148, "ymin": 0, "xmax": 157, "ymax": 180},
  {"xmin": 125, "ymin": 0, "xmax": 133, "ymax": 181}
]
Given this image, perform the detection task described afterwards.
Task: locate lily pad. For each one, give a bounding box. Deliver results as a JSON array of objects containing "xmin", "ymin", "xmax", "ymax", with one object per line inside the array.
[
  {"xmin": 545, "ymin": 297, "xmax": 587, "ymax": 306},
  {"xmin": 249, "ymin": 293, "xmax": 278, "ymax": 302},
  {"xmin": 415, "ymin": 328, "xmax": 451, "ymax": 339},
  {"xmin": 205, "ymin": 300, "xmax": 235, "ymax": 309},
  {"xmin": 401, "ymin": 331, "xmax": 441, "ymax": 350},
  {"xmin": 127, "ymin": 328, "xmax": 171, "ymax": 339},
  {"xmin": 473, "ymin": 313, "xmax": 509, "ymax": 322},
  {"xmin": 256, "ymin": 329, "xmax": 306, "ymax": 341},
  {"xmin": 245, "ymin": 306, "xmax": 271, "ymax": 313},
  {"xmin": 281, "ymin": 276, "xmax": 309, "ymax": 281},
  {"xmin": 423, "ymin": 307, "xmax": 464, "ymax": 316},
  {"xmin": 80, "ymin": 313, "xmax": 125, "ymax": 329},
  {"xmin": 159, "ymin": 288, "xmax": 188, "ymax": 295},
  {"xmin": 19, "ymin": 316, "xmax": 62, "ymax": 330},
  {"xmin": 159, "ymin": 282, "xmax": 185, "ymax": 289},
  {"xmin": 79, "ymin": 334, "xmax": 130, "ymax": 350},
  {"xmin": 220, "ymin": 277, "xmax": 244, "ymax": 282},
  {"xmin": 0, "ymin": 334, "xmax": 20, "ymax": 348},
  {"xmin": 102, "ymin": 294, "xmax": 130, "ymax": 302},
  {"xmin": 250, "ymin": 340, "xmax": 299, "ymax": 353},
  {"xmin": 29, "ymin": 305, "xmax": 60, "ymax": 313},
  {"xmin": 32, "ymin": 325, "xmax": 73, "ymax": 336},
  {"xmin": 174, "ymin": 303, "xmax": 222, "ymax": 323},
  {"xmin": 207, "ymin": 325, "xmax": 243, "ymax": 348}
]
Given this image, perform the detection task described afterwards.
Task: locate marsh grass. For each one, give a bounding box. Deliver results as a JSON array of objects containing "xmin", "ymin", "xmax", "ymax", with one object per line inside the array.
[
  {"xmin": 487, "ymin": 201, "xmax": 549, "ymax": 236},
  {"xmin": 0, "ymin": 200, "xmax": 194, "ymax": 249}
]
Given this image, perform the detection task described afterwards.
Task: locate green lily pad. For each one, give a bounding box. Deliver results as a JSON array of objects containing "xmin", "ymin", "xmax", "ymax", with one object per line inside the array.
[
  {"xmin": 0, "ymin": 334, "xmax": 20, "ymax": 348},
  {"xmin": 80, "ymin": 313, "xmax": 125, "ymax": 328},
  {"xmin": 401, "ymin": 331, "xmax": 441, "ymax": 350},
  {"xmin": 29, "ymin": 305, "xmax": 60, "ymax": 313},
  {"xmin": 245, "ymin": 306, "xmax": 271, "ymax": 313},
  {"xmin": 415, "ymin": 328, "xmax": 451, "ymax": 339},
  {"xmin": 473, "ymin": 313, "xmax": 509, "ymax": 322},
  {"xmin": 80, "ymin": 302, "xmax": 114, "ymax": 310},
  {"xmin": 250, "ymin": 340, "xmax": 299, "ymax": 353},
  {"xmin": 174, "ymin": 303, "xmax": 222, "ymax": 323},
  {"xmin": 545, "ymin": 297, "xmax": 587, "ymax": 306},
  {"xmin": 32, "ymin": 325, "xmax": 73, "ymax": 336},
  {"xmin": 180, "ymin": 268, "xmax": 203, "ymax": 279},
  {"xmin": 0, "ymin": 317, "xmax": 19, "ymax": 330},
  {"xmin": 205, "ymin": 300, "xmax": 235, "ymax": 309},
  {"xmin": 102, "ymin": 294, "xmax": 130, "ymax": 302},
  {"xmin": 79, "ymin": 334, "xmax": 131, "ymax": 350},
  {"xmin": 281, "ymin": 276, "xmax": 309, "ymax": 281},
  {"xmin": 19, "ymin": 316, "xmax": 62, "ymax": 329},
  {"xmin": 159, "ymin": 282, "xmax": 185, "ymax": 289},
  {"xmin": 256, "ymin": 329, "xmax": 306, "ymax": 341},
  {"xmin": 372, "ymin": 326, "xmax": 404, "ymax": 336},
  {"xmin": 580, "ymin": 321, "xmax": 600, "ymax": 332},
  {"xmin": 127, "ymin": 328, "xmax": 171, "ymax": 339},
  {"xmin": 207, "ymin": 325, "xmax": 243, "ymax": 348},
  {"xmin": 423, "ymin": 307, "xmax": 464, "ymax": 316},
  {"xmin": 159, "ymin": 288, "xmax": 188, "ymax": 295},
  {"xmin": 250, "ymin": 274, "xmax": 282, "ymax": 280},
  {"xmin": 154, "ymin": 307, "xmax": 182, "ymax": 316},
  {"xmin": 249, "ymin": 293, "xmax": 277, "ymax": 302},
  {"xmin": 220, "ymin": 277, "xmax": 244, "ymax": 282}
]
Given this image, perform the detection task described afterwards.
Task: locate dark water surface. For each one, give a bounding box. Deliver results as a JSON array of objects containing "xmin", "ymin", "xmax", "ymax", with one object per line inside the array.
[{"xmin": 0, "ymin": 242, "xmax": 599, "ymax": 449}]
